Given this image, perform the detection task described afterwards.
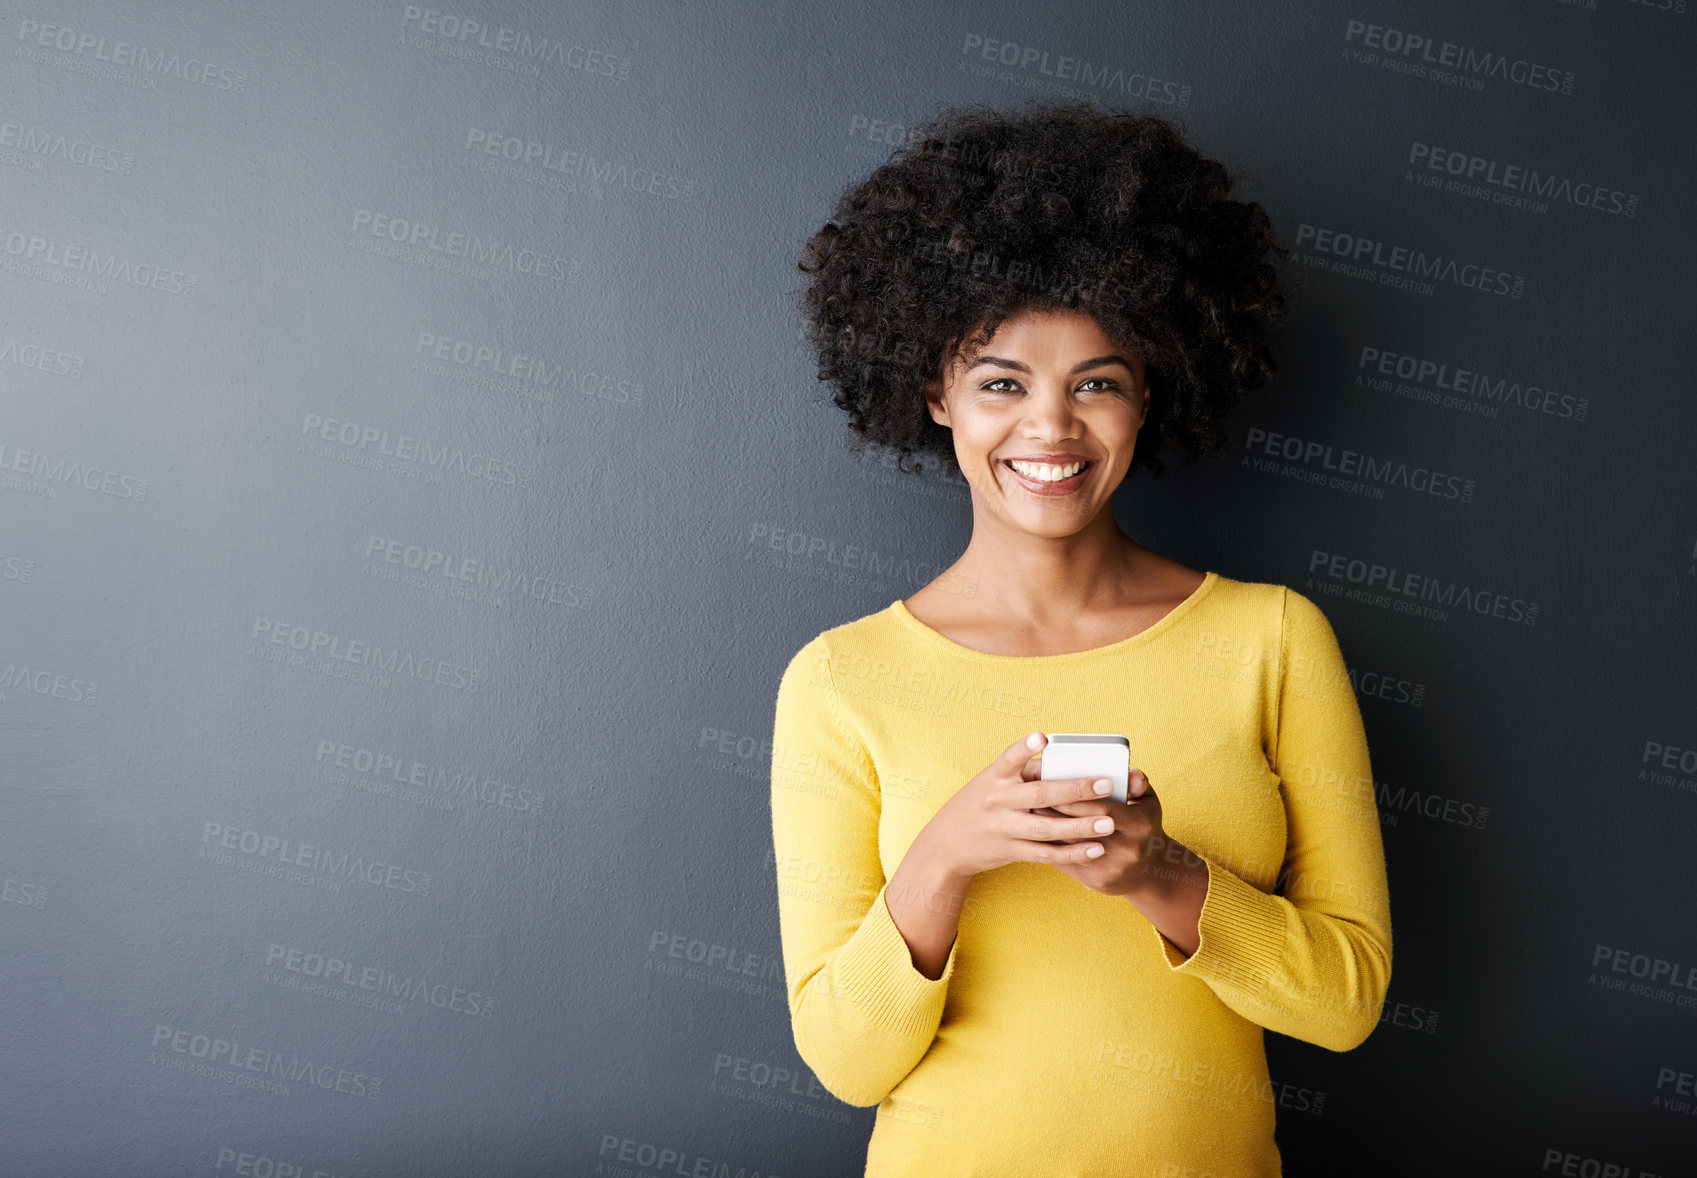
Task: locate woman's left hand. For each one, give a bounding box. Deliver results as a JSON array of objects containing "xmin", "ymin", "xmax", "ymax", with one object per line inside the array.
[{"xmin": 1029, "ymin": 767, "xmax": 1164, "ymax": 898}]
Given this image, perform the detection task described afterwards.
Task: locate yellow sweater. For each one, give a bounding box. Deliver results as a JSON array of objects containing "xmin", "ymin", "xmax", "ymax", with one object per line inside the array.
[{"xmin": 768, "ymin": 571, "xmax": 1392, "ymax": 1177}]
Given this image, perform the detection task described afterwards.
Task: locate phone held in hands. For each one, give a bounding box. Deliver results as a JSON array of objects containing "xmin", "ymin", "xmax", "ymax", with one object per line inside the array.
[{"xmin": 1038, "ymin": 733, "xmax": 1130, "ymax": 804}]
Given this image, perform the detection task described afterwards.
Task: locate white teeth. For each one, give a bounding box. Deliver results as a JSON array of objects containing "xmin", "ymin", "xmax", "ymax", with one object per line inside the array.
[{"xmin": 1007, "ymin": 459, "xmax": 1086, "ymax": 482}]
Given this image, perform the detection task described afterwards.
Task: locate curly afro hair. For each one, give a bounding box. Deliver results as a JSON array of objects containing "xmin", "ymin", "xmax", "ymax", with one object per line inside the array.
[{"xmin": 794, "ymin": 98, "xmax": 1288, "ymax": 480}]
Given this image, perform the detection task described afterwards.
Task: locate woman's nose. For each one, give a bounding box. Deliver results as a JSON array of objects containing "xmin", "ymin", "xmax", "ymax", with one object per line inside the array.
[{"xmin": 1020, "ymin": 385, "xmax": 1081, "ymax": 432}]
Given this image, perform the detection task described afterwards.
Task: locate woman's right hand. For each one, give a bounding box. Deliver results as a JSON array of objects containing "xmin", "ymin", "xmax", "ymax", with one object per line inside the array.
[{"xmin": 917, "ymin": 731, "xmax": 1118, "ymax": 880}]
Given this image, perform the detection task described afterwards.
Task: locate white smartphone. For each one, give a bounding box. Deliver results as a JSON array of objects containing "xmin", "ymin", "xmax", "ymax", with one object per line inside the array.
[{"xmin": 1038, "ymin": 733, "xmax": 1130, "ymax": 804}]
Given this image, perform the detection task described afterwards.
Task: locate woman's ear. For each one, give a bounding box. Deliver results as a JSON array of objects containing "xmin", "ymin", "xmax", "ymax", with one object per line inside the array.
[{"xmin": 924, "ymin": 376, "xmax": 950, "ymax": 428}]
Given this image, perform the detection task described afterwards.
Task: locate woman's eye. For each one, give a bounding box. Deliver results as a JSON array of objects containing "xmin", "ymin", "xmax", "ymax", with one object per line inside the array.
[{"xmin": 980, "ymin": 377, "xmax": 1120, "ymax": 394}]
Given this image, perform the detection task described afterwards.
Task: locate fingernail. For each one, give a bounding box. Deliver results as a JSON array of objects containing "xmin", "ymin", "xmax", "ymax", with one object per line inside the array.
[
  {"xmin": 1093, "ymin": 779, "xmax": 1111, "ymax": 795},
  {"xmin": 1027, "ymin": 732, "xmax": 1042, "ymax": 749},
  {"xmin": 1093, "ymin": 817, "xmax": 1114, "ymax": 834},
  {"xmin": 1085, "ymin": 845, "xmax": 1104, "ymax": 858}
]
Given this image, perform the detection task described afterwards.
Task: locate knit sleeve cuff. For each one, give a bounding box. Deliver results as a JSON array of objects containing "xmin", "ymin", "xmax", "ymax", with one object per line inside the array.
[
  {"xmin": 827, "ymin": 883, "xmax": 958, "ymax": 1039},
  {"xmin": 1154, "ymin": 857, "xmax": 1288, "ymax": 987}
]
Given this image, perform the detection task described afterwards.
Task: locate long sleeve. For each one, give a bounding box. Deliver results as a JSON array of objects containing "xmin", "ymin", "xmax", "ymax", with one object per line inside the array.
[
  {"xmin": 1151, "ymin": 587, "xmax": 1394, "ymax": 1051},
  {"xmin": 768, "ymin": 635, "xmax": 958, "ymax": 1107}
]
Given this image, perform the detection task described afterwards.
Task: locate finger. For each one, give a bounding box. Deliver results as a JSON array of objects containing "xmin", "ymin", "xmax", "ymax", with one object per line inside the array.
[
  {"xmin": 1008, "ymin": 838, "xmax": 1105, "ymax": 865},
  {"xmin": 1015, "ymin": 730, "xmax": 1062, "ymax": 782},
  {"xmin": 1003, "ymin": 731, "xmax": 1049, "ymax": 779},
  {"xmin": 1047, "ymin": 775, "xmax": 1115, "ymax": 805},
  {"xmin": 1044, "ymin": 799, "xmax": 1113, "ymax": 818},
  {"xmin": 1128, "ymin": 769, "xmax": 1153, "ymax": 800},
  {"xmin": 1074, "ymin": 812, "xmax": 1117, "ymax": 838},
  {"xmin": 1023, "ymin": 809, "xmax": 1117, "ymax": 843},
  {"xmin": 1030, "ymin": 807, "xmax": 1077, "ymax": 840},
  {"xmin": 1013, "ymin": 772, "xmax": 1110, "ymax": 811},
  {"xmin": 1029, "ymin": 806, "xmax": 1112, "ymax": 846}
]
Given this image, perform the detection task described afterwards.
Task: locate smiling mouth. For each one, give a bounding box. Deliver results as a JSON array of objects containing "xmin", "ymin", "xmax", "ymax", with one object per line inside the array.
[{"xmin": 1000, "ymin": 459, "xmax": 1093, "ymax": 492}]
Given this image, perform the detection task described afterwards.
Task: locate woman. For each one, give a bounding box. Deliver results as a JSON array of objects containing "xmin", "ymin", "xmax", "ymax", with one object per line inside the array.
[{"xmin": 770, "ymin": 99, "xmax": 1391, "ymax": 1177}]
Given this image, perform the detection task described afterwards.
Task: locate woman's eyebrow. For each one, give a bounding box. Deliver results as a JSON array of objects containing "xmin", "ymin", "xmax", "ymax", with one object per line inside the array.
[
  {"xmin": 963, "ymin": 354, "xmax": 1031, "ymax": 372},
  {"xmin": 1073, "ymin": 355, "xmax": 1135, "ymax": 373},
  {"xmin": 968, "ymin": 354, "xmax": 1134, "ymax": 373}
]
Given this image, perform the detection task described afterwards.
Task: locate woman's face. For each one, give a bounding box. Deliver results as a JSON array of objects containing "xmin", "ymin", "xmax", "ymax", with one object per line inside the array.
[{"xmin": 924, "ymin": 307, "xmax": 1149, "ymax": 535}]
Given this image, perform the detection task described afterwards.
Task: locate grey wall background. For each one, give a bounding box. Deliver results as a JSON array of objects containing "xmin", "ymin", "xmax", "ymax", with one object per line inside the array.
[{"xmin": 3, "ymin": 1, "xmax": 1695, "ymax": 1175}]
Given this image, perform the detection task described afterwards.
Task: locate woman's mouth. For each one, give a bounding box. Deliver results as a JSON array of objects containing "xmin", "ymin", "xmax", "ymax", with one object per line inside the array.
[{"xmin": 1001, "ymin": 458, "xmax": 1093, "ymax": 495}]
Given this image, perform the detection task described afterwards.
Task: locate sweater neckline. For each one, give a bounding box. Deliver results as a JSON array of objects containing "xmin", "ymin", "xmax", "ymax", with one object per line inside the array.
[{"xmin": 887, "ymin": 570, "xmax": 1220, "ymax": 665}]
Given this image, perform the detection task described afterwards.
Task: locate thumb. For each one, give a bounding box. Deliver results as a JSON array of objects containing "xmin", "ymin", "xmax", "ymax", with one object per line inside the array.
[{"xmin": 1003, "ymin": 730, "xmax": 1047, "ymax": 776}]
